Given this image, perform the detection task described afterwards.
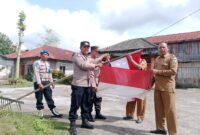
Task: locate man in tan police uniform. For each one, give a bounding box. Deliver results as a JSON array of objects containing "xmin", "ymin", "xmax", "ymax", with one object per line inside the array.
[
  {"xmin": 88, "ymin": 46, "xmax": 109, "ymax": 122},
  {"xmin": 68, "ymin": 41, "xmax": 107, "ymax": 135},
  {"xmin": 150, "ymin": 42, "xmax": 178, "ymax": 135},
  {"xmin": 33, "ymin": 50, "xmax": 62, "ymax": 118}
]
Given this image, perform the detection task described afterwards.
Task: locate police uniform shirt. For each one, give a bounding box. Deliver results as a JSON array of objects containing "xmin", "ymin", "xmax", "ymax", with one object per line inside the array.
[{"xmin": 33, "ymin": 60, "xmax": 53, "ymax": 84}]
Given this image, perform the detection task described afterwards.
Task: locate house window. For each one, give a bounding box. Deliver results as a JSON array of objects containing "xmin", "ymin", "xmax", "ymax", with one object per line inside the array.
[
  {"xmin": 60, "ymin": 66, "xmax": 65, "ymax": 74},
  {"xmin": 27, "ymin": 64, "xmax": 33, "ymax": 74}
]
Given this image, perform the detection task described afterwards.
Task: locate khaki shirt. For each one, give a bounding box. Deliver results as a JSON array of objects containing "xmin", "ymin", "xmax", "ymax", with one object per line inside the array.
[
  {"xmin": 72, "ymin": 52, "xmax": 96, "ymax": 87},
  {"xmin": 154, "ymin": 53, "xmax": 178, "ymax": 92},
  {"xmin": 88, "ymin": 56, "xmax": 102, "ymax": 87},
  {"xmin": 33, "ymin": 59, "xmax": 53, "ymax": 84}
]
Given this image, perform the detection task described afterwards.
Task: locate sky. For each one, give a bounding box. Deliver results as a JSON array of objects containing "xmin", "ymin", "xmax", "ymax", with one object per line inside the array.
[{"xmin": 0, "ymin": 0, "xmax": 200, "ymax": 51}]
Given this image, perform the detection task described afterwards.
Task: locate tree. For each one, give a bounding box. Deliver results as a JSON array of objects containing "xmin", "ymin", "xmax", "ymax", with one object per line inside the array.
[
  {"xmin": 40, "ymin": 27, "xmax": 60, "ymax": 47},
  {"xmin": 15, "ymin": 11, "xmax": 26, "ymax": 78},
  {"xmin": 0, "ymin": 32, "xmax": 15, "ymax": 55}
]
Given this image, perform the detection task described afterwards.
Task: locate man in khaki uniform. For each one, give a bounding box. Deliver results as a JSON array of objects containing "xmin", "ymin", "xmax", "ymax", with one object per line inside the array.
[
  {"xmin": 150, "ymin": 42, "xmax": 178, "ymax": 135},
  {"xmin": 68, "ymin": 41, "xmax": 103, "ymax": 135},
  {"xmin": 88, "ymin": 46, "xmax": 109, "ymax": 122},
  {"xmin": 123, "ymin": 55, "xmax": 148, "ymax": 123}
]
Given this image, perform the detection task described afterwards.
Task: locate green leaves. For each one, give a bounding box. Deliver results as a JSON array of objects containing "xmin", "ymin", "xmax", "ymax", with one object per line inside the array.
[
  {"xmin": 17, "ymin": 11, "xmax": 26, "ymax": 33},
  {"xmin": 0, "ymin": 32, "xmax": 15, "ymax": 55}
]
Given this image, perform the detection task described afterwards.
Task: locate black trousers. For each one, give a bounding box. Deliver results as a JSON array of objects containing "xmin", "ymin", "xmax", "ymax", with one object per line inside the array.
[
  {"xmin": 89, "ymin": 88, "xmax": 102, "ymax": 115},
  {"xmin": 34, "ymin": 81, "xmax": 56, "ymax": 110},
  {"xmin": 68, "ymin": 85, "xmax": 91, "ymax": 121}
]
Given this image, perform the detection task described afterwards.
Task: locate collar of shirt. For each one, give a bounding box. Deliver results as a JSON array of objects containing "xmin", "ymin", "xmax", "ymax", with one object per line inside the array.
[
  {"xmin": 40, "ymin": 59, "xmax": 47, "ymax": 63},
  {"xmin": 160, "ymin": 53, "xmax": 169, "ymax": 58},
  {"xmin": 79, "ymin": 52, "xmax": 88, "ymax": 60}
]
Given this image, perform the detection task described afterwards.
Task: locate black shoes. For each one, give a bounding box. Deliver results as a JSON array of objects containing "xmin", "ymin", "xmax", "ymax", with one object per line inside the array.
[
  {"xmin": 69, "ymin": 121, "xmax": 77, "ymax": 135},
  {"xmin": 123, "ymin": 116, "xmax": 133, "ymax": 120},
  {"xmin": 50, "ymin": 108, "xmax": 63, "ymax": 118},
  {"xmin": 150, "ymin": 130, "xmax": 167, "ymax": 134},
  {"xmin": 81, "ymin": 119, "xmax": 94, "ymax": 129},
  {"xmin": 95, "ymin": 113, "xmax": 107, "ymax": 120},
  {"xmin": 70, "ymin": 119, "xmax": 94, "ymax": 135},
  {"xmin": 88, "ymin": 114, "xmax": 95, "ymax": 122}
]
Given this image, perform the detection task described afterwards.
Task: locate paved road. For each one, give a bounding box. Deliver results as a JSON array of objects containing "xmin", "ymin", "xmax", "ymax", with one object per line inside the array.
[{"xmin": 0, "ymin": 85, "xmax": 200, "ymax": 135}]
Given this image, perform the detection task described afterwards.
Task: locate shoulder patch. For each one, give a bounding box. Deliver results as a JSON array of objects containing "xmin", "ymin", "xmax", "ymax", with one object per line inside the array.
[
  {"xmin": 171, "ymin": 56, "xmax": 177, "ymax": 65},
  {"xmin": 34, "ymin": 61, "xmax": 40, "ymax": 69}
]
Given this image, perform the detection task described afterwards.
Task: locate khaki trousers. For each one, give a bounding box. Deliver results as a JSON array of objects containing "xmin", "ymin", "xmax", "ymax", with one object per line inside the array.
[
  {"xmin": 126, "ymin": 97, "xmax": 146, "ymax": 120},
  {"xmin": 154, "ymin": 90, "xmax": 177, "ymax": 135}
]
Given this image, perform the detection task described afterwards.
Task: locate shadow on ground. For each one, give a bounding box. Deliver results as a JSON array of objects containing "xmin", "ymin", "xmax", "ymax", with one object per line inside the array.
[{"xmin": 95, "ymin": 124, "xmax": 149, "ymax": 135}]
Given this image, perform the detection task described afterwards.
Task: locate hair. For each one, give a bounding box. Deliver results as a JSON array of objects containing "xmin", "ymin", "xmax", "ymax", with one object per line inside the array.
[{"xmin": 90, "ymin": 46, "xmax": 99, "ymax": 52}]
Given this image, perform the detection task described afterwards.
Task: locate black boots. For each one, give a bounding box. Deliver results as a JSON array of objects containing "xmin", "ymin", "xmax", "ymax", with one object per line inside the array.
[
  {"xmin": 50, "ymin": 108, "xmax": 63, "ymax": 118},
  {"xmin": 88, "ymin": 114, "xmax": 95, "ymax": 122},
  {"xmin": 95, "ymin": 112, "xmax": 107, "ymax": 120},
  {"xmin": 69, "ymin": 119, "xmax": 93, "ymax": 135},
  {"xmin": 69, "ymin": 121, "xmax": 77, "ymax": 135},
  {"xmin": 81, "ymin": 119, "xmax": 94, "ymax": 129}
]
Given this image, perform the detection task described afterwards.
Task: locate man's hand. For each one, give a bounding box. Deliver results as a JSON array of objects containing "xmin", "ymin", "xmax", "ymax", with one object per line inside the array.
[
  {"xmin": 103, "ymin": 53, "xmax": 110, "ymax": 58},
  {"xmin": 101, "ymin": 53, "xmax": 110, "ymax": 60},
  {"xmin": 39, "ymin": 84, "xmax": 44, "ymax": 91},
  {"xmin": 96, "ymin": 63, "xmax": 103, "ymax": 68},
  {"xmin": 92, "ymin": 87, "xmax": 98, "ymax": 92}
]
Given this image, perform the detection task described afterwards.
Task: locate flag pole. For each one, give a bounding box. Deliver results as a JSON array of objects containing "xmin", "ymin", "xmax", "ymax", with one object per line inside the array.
[{"xmin": 110, "ymin": 49, "xmax": 143, "ymax": 62}]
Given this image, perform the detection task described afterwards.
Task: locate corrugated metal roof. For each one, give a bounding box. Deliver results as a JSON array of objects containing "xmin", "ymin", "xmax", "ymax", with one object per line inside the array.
[
  {"xmin": 146, "ymin": 31, "xmax": 200, "ymax": 44},
  {"xmin": 100, "ymin": 38, "xmax": 157, "ymax": 52}
]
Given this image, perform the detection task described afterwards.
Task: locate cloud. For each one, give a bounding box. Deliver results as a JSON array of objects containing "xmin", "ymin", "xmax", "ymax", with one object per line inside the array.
[
  {"xmin": 0, "ymin": 0, "xmax": 200, "ymax": 52},
  {"xmin": 0, "ymin": 0, "xmax": 131, "ymax": 51},
  {"xmin": 97, "ymin": 0, "xmax": 200, "ymax": 35}
]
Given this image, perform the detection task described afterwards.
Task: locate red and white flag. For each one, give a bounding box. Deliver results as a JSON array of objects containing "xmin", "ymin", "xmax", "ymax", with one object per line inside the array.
[
  {"xmin": 110, "ymin": 49, "xmax": 142, "ymax": 70},
  {"xmin": 97, "ymin": 50, "xmax": 152, "ymax": 102}
]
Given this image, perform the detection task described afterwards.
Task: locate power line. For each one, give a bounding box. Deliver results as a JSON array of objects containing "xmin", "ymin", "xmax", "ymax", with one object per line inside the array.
[{"xmin": 153, "ymin": 7, "xmax": 200, "ymax": 36}]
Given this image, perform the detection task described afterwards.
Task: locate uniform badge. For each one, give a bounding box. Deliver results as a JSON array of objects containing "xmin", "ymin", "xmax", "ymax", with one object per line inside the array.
[
  {"xmin": 35, "ymin": 62, "xmax": 40, "ymax": 69},
  {"xmin": 172, "ymin": 57, "xmax": 177, "ymax": 65}
]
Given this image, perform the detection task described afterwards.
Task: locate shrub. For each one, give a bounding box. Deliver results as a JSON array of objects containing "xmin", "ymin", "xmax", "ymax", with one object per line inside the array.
[
  {"xmin": 52, "ymin": 70, "xmax": 65, "ymax": 79},
  {"xmin": 59, "ymin": 75, "xmax": 73, "ymax": 85},
  {"xmin": 8, "ymin": 77, "xmax": 28, "ymax": 85},
  {"xmin": 24, "ymin": 73, "xmax": 33, "ymax": 81}
]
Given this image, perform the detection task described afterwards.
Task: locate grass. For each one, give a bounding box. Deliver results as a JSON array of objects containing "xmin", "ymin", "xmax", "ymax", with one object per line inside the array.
[
  {"xmin": 0, "ymin": 81, "xmax": 33, "ymax": 88},
  {"xmin": 0, "ymin": 110, "xmax": 70, "ymax": 135}
]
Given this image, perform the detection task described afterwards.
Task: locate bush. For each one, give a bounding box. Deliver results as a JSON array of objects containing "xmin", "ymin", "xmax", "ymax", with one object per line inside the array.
[
  {"xmin": 24, "ymin": 73, "xmax": 33, "ymax": 81},
  {"xmin": 52, "ymin": 70, "xmax": 65, "ymax": 79},
  {"xmin": 59, "ymin": 75, "xmax": 73, "ymax": 85},
  {"xmin": 8, "ymin": 77, "xmax": 28, "ymax": 85}
]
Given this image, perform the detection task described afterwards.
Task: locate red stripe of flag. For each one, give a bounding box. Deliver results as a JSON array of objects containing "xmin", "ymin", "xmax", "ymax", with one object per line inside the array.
[{"xmin": 99, "ymin": 66, "xmax": 152, "ymax": 90}]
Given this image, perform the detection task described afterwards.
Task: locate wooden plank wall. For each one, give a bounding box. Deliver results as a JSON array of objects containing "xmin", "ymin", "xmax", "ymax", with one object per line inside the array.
[{"xmin": 177, "ymin": 62, "xmax": 200, "ymax": 87}]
